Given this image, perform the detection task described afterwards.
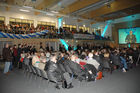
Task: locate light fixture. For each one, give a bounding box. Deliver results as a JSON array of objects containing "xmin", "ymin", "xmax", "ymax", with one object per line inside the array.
[
  {"xmin": 19, "ymin": 9, "xmax": 30, "ymax": 12},
  {"xmin": 51, "ymin": 11, "xmax": 59, "ymax": 13},
  {"xmin": 51, "ymin": 21, "xmax": 54, "ymax": 23},
  {"xmin": 83, "ymin": 25, "xmax": 85, "ymax": 27},
  {"xmin": 63, "ymin": 22, "xmax": 65, "ymax": 24},
  {"xmin": 20, "ymin": 16, "xmax": 24, "ymax": 19},
  {"xmin": 23, "ymin": 6, "xmax": 33, "ymax": 9},
  {"xmin": 46, "ymin": 13, "xmax": 54, "ymax": 16}
]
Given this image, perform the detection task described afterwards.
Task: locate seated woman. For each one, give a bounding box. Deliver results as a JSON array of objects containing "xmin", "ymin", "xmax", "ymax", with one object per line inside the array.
[
  {"xmin": 32, "ymin": 52, "xmax": 40, "ymax": 68},
  {"xmin": 39, "ymin": 52, "xmax": 47, "ymax": 70}
]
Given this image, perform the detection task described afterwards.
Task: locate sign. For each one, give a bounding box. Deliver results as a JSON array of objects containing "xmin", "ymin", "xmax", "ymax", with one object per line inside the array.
[{"xmin": 73, "ymin": 34, "xmax": 95, "ymax": 40}]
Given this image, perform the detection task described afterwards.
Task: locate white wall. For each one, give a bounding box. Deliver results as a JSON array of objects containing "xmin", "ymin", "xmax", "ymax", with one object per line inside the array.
[
  {"xmin": 0, "ymin": 11, "xmax": 57, "ymax": 28},
  {"xmin": 63, "ymin": 17, "xmax": 91, "ymax": 28}
]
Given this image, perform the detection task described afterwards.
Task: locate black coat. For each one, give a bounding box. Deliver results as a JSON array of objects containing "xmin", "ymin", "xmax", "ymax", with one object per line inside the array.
[
  {"xmin": 84, "ymin": 64, "xmax": 97, "ymax": 76},
  {"xmin": 44, "ymin": 61, "xmax": 62, "ymax": 82},
  {"xmin": 93, "ymin": 55, "xmax": 102, "ymax": 64},
  {"xmin": 2, "ymin": 48, "xmax": 13, "ymax": 62},
  {"xmin": 111, "ymin": 54, "xmax": 121, "ymax": 65},
  {"xmin": 67, "ymin": 60, "xmax": 84, "ymax": 76}
]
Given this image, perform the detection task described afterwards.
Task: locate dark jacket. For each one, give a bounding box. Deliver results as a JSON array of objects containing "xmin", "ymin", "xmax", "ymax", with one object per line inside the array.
[
  {"xmin": 112, "ymin": 54, "xmax": 121, "ymax": 65},
  {"xmin": 67, "ymin": 60, "xmax": 84, "ymax": 75},
  {"xmin": 2, "ymin": 48, "xmax": 13, "ymax": 62},
  {"xmin": 44, "ymin": 61, "xmax": 62, "ymax": 82}
]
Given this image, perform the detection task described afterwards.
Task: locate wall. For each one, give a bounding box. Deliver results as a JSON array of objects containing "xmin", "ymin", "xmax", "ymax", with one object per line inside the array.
[
  {"xmin": 0, "ymin": 10, "xmax": 57, "ymax": 28},
  {"xmin": 0, "ymin": 7, "xmax": 91, "ymax": 29}
]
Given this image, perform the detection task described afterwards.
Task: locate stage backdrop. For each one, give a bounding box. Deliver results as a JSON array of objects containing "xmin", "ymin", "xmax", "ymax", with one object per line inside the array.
[{"xmin": 118, "ymin": 27, "xmax": 140, "ymax": 44}]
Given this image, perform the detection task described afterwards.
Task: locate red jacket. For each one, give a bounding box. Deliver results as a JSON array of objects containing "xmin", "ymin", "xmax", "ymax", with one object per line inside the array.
[{"xmin": 13, "ymin": 48, "xmax": 18, "ymax": 56}]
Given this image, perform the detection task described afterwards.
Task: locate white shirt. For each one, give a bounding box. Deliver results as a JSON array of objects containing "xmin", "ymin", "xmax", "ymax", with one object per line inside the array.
[{"xmin": 87, "ymin": 57, "xmax": 100, "ymax": 70}]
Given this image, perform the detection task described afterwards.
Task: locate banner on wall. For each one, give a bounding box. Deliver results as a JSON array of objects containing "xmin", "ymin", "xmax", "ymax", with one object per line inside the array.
[
  {"xmin": 73, "ymin": 34, "xmax": 95, "ymax": 40},
  {"xmin": 0, "ymin": 30, "xmax": 48, "ymax": 39}
]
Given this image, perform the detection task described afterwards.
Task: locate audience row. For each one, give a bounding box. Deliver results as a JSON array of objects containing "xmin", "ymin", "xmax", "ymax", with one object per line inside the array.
[{"xmin": 2, "ymin": 43, "xmax": 140, "ymax": 89}]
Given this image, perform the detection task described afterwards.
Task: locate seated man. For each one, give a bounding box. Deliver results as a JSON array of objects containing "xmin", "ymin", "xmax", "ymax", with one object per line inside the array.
[
  {"xmin": 87, "ymin": 53, "xmax": 100, "ymax": 70},
  {"xmin": 67, "ymin": 55, "xmax": 86, "ymax": 81},
  {"xmin": 120, "ymin": 53, "xmax": 128, "ymax": 72},
  {"xmin": 44, "ymin": 54, "xmax": 73, "ymax": 89}
]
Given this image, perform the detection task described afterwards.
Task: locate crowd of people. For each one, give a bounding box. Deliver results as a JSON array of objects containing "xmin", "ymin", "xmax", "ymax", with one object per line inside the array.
[
  {"xmin": 2, "ymin": 42, "xmax": 140, "ymax": 89},
  {"xmin": 0, "ymin": 23, "xmax": 92, "ymax": 34},
  {"xmin": 0, "ymin": 23, "xmax": 109, "ymax": 40}
]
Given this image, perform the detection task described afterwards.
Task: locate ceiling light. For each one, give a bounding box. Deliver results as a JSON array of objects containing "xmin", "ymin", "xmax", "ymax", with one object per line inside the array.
[
  {"xmin": 51, "ymin": 11, "xmax": 59, "ymax": 13},
  {"xmin": 19, "ymin": 9, "xmax": 30, "ymax": 12},
  {"xmin": 20, "ymin": 16, "xmax": 24, "ymax": 19},
  {"xmin": 63, "ymin": 22, "xmax": 65, "ymax": 24},
  {"xmin": 51, "ymin": 21, "xmax": 54, "ymax": 23},
  {"xmin": 46, "ymin": 13, "xmax": 54, "ymax": 16},
  {"xmin": 23, "ymin": 6, "xmax": 33, "ymax": 9}
]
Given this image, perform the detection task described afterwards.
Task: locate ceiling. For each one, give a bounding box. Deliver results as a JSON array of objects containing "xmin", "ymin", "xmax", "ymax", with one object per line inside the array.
[{"xmin": 1, "ymin": 0, "xmax": 140, "ymax": 23}]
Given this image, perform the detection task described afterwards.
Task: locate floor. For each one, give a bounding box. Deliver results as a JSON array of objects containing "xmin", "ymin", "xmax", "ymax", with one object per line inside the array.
[{"xmin": 0, "ymin": 63, "xmax": 140, "ymax": 93}]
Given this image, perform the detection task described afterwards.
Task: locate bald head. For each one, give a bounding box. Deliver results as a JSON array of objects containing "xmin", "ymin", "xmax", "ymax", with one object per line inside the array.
[
  {"xmin": 129, "ymin": 31, "xmax": 133, "ymax": 35},
  {"xmin": 5, "ymin": 43, "xmax": 9, "ymax": 48}
]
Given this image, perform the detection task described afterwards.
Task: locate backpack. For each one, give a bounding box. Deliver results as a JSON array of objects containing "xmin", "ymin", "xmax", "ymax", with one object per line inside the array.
[{"xmin": 96, "ymin": 71, "xmax": 103, "ymax": 80}]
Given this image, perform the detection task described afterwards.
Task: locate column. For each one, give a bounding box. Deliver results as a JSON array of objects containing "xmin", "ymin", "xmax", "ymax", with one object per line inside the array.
[
  {"xmin": 5, "ymin": 16, "xmax": 9, "ymax": 25},
  {"xmin": 58, "ymin": 17, "xmax": 63, "ymax": 28},
  {"xmin": 58, "ymin": 17, "xmax": 63, "ymax": 33},
  {"xmin": 34, "ymin": 19, "xmax": 37, "ymax": 28},
  {"xmin": 76, "ymin": 24, "xmax": 79, "ymax": 32}
]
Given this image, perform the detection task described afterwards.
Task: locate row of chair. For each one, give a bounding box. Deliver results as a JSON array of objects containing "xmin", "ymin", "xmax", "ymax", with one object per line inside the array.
[{"xmin": 22, "ymin": 63, "xmax": 49, "ymax": 83}]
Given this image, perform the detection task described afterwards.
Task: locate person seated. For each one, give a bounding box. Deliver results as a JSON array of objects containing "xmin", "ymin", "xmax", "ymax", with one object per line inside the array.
[
  {"xmin": 111, "ymin": 52, "xmax": 121, "ymax": 69},
  {"xmin": 87, "ymin": 53, "xmax": 100, "ymax": 70},
  {"xmin": 38, "ymin": 52, "xmax": 47, "ymax": 70},
  {"xmin": 57, "ymin": 52, "xmax": 67, "ymax": 73},
  {"xmin": 102, "ymin": 51, "xmax": 111, "ymax": 69},
  {"xmin": 32, "ymin": 52, "xmax": 40, "ymax": 68},
  {"xmin": 120, "ymin": 53, "xmax": 128, "ymax": 72},
  {"xmin": 67, "ymin": 55, "xmax": 86, "ymax": 81},
  {"xmin": 84, "ymin": 64, "xmax": 97, "ymax": 82},
  {"xmin": 44, "ymin": 54, "xmax": 73, "ymax": 89},
  {"xmin": 23, "ymin": 53, "xmax": 31, "ymax": 66}
]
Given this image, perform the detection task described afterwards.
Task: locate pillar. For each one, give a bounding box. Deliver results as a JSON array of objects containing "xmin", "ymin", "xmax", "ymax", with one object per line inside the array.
[{"xmin": 5, "ymin": 16, "xmax": 9, "ymax": 25}]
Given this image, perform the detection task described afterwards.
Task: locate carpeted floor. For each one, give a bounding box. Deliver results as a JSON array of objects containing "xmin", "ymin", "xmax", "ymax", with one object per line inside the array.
[{"xmin": 0, "ymin": 64, "xmax": 140, "ymax": 93}]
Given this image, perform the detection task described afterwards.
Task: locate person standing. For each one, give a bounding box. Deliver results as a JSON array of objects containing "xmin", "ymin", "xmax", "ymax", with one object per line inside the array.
[
  {"xmin": 13, "ymin": 45, "xmax": 18, "ymax": 68},
  {"xmin": 2, "ymin": 43, "xmax": 13, "ymax": 74},
  {"xmin": 17, "ymin": 44, "xmax": 22, "ymax": 69}
]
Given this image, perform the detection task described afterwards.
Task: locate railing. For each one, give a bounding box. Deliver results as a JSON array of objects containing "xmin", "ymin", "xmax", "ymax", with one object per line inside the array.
[{"xmin": 0, "ymin": 29, "xmax": 110, "ymax": 40}]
